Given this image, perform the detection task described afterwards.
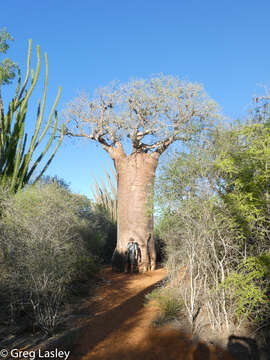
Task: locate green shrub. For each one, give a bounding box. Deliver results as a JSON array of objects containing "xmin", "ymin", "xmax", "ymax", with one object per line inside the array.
[
  {"xmin": 77, "ymin": 205, "xmax": 117, "ymax": 264},
  {"xmin": 0, "ymin": 183, "xmax": 100, "ymax": 333},
  {"xmin": 221, "ymin": 253, "xmax": 270, "ymax": 322},
  {"xmin": 74, "ymin": 255, "xmax": 101, "ymax": 281},
  {"xmin": 146, "ymin": 287, "xmax": 183, "ymax": 321}
]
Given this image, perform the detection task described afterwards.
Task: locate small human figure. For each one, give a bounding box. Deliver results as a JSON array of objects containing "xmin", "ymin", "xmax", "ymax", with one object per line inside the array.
[{"xmin": 124, "ymin": 237, "xmax": 141, "ymax": 273}]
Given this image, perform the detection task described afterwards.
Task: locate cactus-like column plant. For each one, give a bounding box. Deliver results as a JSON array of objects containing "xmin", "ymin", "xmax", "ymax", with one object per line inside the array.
[
  {"xmin": 90, "ymin": 167, "xmax": 117, "ymax": 223},
  {"xmin": 0, "ymin": 39, "xmax": 64, "ymax": 192}
]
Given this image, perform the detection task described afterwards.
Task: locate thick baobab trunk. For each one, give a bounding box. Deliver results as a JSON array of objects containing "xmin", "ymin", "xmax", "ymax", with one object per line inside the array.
[{"xmin": 112, "ymin": 151, "xmax": 159, "ymax": 272}]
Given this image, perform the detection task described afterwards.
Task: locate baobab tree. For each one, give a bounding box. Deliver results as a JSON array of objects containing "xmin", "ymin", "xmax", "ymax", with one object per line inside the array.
[{"xmin": 63, "ymin": 75, "xmax": 219, "ymax": 272}]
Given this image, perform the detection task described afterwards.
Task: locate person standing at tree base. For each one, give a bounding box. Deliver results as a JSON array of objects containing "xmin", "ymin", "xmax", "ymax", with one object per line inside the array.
[
  {"xmin": 124, "ymin": 238, "xmax": 141, "ymax": 273},
  {"xmin": 63, "ymin": 75, "xmax": 219, "ymax": 272}
]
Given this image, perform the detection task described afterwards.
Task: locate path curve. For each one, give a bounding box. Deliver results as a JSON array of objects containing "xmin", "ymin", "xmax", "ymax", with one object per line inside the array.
[{"xmin": 67, "ymin": 267, "xmax": 235, "ymax": 360}]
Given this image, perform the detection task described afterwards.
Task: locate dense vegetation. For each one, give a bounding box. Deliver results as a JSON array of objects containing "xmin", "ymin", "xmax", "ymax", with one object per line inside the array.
[
  {"xmin": 1, "ymin": 29, "xmax": 270, "ymax": 354},
  {"xmin": 150, "ymin": 92, "xmax": 270, "ymax": 348},
  {"xmin": 0, "ymin": 181, "xmax": 116, "ymax": 334},
  {"xmin": 0, "ymin": 29, "xmax": 117, "ymax": 335}
]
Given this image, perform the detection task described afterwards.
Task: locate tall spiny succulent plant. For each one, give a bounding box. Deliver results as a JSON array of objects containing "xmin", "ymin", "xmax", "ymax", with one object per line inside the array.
[
  {"xmin": 90, "ymin": 166, "xmax": 117, "ymax": 224},
  {"xmin": 0, "ymin": 39, "xmax": 64, "ymax": 192}
]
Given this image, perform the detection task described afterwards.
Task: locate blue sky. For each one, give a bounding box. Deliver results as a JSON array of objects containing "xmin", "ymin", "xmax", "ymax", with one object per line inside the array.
[{"xmin": 1, "ymin": 0, "xmax": 270, "ymax": 197}]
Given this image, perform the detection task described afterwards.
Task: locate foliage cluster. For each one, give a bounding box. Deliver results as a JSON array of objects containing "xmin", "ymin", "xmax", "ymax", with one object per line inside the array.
[
  {"xmin": 215, "ymin": 123, "xmax": 270, "ymax": 253},
  {"xmin": 221, "ymin": 254, "xmax": 270, "ymax": 321},
  {"xmin": 0, "ymin": 29, "xmax": 117, "ymax": 335},
  {"xmin": 151, "ymin": 92, "xmax": 270, "ymax": 345},
  {"xmin": 0, "ymin": 182, "xmax": 116, "ymax": 334},
  {"xmin": 0, "ymin": 28, "xmax": 18, "ymax": 85},
  {"xmin": 145, "ymin": 286, "xmax": 184, "ymax": 324}
]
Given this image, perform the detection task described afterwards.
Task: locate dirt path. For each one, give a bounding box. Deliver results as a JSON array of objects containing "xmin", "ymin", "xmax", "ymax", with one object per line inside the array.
[{"xmin": 67, "ymin": 267, "xmax": 235, "ymax": 360}]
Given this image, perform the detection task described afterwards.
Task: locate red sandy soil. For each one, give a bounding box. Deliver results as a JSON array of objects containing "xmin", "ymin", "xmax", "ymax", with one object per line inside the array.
[{"xmin": 67, "ymin": 267, "xmax": 235, "ymax": 360}]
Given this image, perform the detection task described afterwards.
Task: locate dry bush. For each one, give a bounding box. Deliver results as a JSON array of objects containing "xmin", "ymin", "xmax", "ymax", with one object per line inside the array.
[
  {"xmin": 0, "ymin": 184, "xmax": 99, "ymax": 334},
  {"xmin": 155, "ymin": 188, "xmax": 270, "ymax": 349},
  {"xmin": 161, "ymin": 196, "xmax": 246, "ymax": 337}
]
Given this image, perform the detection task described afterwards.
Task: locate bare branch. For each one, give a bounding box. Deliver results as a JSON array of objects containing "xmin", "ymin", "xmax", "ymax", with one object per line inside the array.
[{"xmin": 62, "ymin": 75, "xmax": 220, "ymax": 156}]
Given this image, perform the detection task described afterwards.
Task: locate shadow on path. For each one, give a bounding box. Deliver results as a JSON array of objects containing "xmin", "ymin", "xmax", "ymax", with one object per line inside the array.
[
  {"xmin": 70, "ymin": 277, "xmax": 164, "ymax": 359},
  {"xmin": 40, "ymin": 268, "xmax": 237, "ymax": 360}
]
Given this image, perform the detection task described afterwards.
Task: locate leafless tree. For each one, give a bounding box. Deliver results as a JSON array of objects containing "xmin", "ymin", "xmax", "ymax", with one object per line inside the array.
[{"xmin": 63, "ymin": 75, "xmax": 219, "ymax": 271}]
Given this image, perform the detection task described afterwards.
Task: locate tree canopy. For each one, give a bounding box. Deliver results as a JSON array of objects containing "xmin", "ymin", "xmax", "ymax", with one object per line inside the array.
[
  {"xmin": 64, "ymin": 75, "xmax": 219, "ymax": 156},
  {"xmin": 214, "ymin": 93, "xmax": 270, "ymax": 250},
  {"xmin": 0, "ymin": 28, "xmax": 18, "ymax": 86}
]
